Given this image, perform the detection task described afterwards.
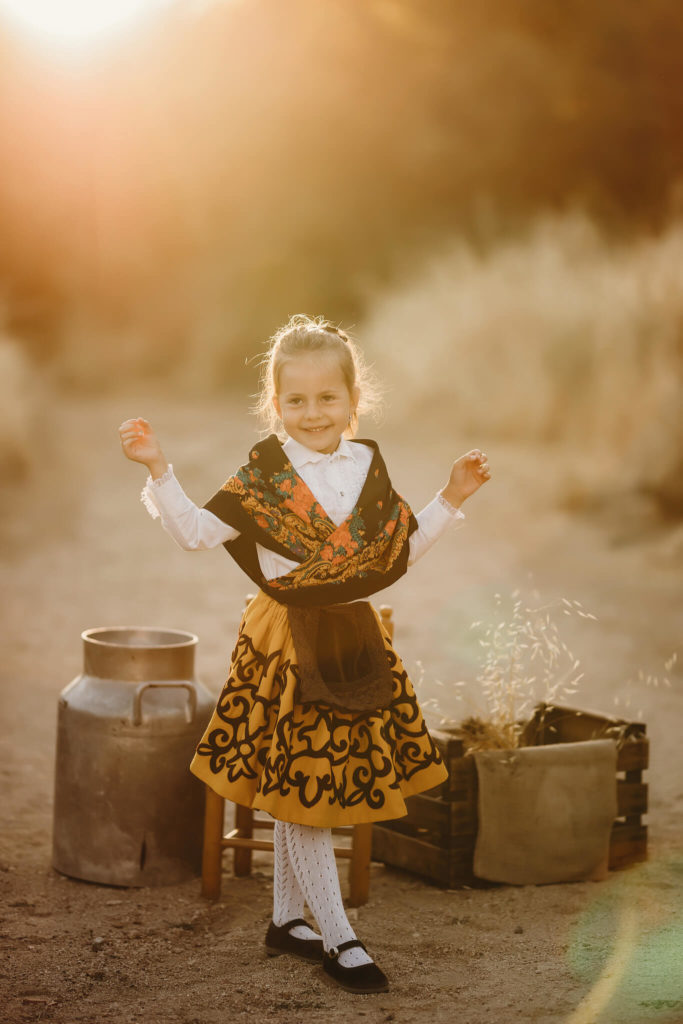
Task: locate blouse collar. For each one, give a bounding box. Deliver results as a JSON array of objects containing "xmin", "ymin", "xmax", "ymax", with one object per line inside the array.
[{"xmin": 283, "ymin": 435, "xmax": 359, "ymax": 468}]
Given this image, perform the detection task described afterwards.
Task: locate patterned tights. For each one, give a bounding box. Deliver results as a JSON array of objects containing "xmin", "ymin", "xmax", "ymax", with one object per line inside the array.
[{"xmin": 272, "ymin": 820, "xmax": 372, "ymax": 968}]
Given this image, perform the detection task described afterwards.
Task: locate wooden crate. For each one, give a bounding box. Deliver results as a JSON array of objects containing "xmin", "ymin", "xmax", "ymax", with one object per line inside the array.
[
  {"xmin": 372, "ymin": 728, "xmax": 478, "ymax": 888},
  {"xmin": 523, "ymin": 702, "xmax": 649, "ymax": 871},
  {"xmin": 371, "ymin": 702, "xmax": 648, "ymax": 887}
]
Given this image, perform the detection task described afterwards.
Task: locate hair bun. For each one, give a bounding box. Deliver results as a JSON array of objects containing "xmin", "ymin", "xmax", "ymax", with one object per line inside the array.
[{"xmin": 319, "ymin": 321, "xmax": 349, "ymax": 342}]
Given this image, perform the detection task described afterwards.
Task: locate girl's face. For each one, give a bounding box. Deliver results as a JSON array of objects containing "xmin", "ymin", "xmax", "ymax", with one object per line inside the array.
[{"xmin": 273, "ymin": 352, "xmax": 359, "ymax": 454}]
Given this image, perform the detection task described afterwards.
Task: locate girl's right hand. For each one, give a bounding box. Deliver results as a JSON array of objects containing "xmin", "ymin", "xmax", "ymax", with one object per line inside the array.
[{"xmin": 118, "ymin": 418, "xmax": 168, "ymax": 478}]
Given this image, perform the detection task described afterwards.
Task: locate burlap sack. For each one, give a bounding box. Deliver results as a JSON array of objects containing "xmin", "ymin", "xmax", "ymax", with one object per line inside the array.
[{"xmin": 473, "ymin": 739, "xmax": 617, "ymax": 885}]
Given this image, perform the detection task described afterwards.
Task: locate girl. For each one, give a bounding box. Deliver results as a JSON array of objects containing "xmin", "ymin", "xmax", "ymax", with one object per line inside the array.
[{"xmin": 118, "ymin": 314, "xmax": 490, "ymax": 995}]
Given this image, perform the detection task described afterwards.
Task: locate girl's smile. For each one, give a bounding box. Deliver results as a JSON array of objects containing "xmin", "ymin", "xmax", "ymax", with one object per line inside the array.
[{"xmin": 273, "ymin": 352, "xmax": 359, "ymax": 454}]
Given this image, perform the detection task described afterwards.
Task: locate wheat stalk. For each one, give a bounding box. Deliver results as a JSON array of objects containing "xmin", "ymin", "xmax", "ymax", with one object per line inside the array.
[{"xmin": 417, "ymin": 587, "xmax": 596, "ymax": 752}]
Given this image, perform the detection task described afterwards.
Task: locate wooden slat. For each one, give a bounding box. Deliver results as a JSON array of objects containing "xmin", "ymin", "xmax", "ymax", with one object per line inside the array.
[
  {"xmin": 424, "ymin": 756, "xmax": 477, "ymax": 802},
  {"xmin": 617, "ymin": 737, "xmax": 649, "ymax": 772},
  {"xmin": 379, "ymin": 817, "xmax": 436, "ymax": 840},
  {"xmin": 248, "ymin": 817, "xmax": 275, "ymax": 831},
  {"xmin": 401, "ymin": 794, "xmax": 450, "ymax": 834},
  {"xmin": 372, "ymin": 825, "xmax": 450, "ymax": 886},
  {"xmin": 222, "ymin": 836, "xmax": 354, "ymax": 858},
  {"xmin": 420, "ymin": 782, "xmax": 447, "ymax": 799},
  {"xmin": 529, "ymin": 707, "xmax": 649, "ymax": 786},
  {"xmin": 526, "ymin": 702, "xmax": 645, "ymax": 746},
  {"xmin": 221, "ymin": 837, "xmax": 276, "ymax": 853},
  {"xmin": 611, "ymin": 820, "xmax": 648, "ymax": 842},
  {"xmin": 372, "ymin": 824, "xmax": 476, "ymax": 887},
  {"xmin": 430, "ymin": 728, "xmax": 466, "ymax": 760},
  {"xmin": 247, "ymin": 816, "xmax": 355, "ymax": 839},
  {"xmin": 451, "ymin": 802, "xmax": 478, "ymax": 834},
  {"xmin": 616, "ymin": 781, "xmax": 648, "ymax": 817},
  {"xmin": 373, "ymin": 817, "xmax": 477, "ymax": 849},
  {"xmin": 448, "ymin": 846, "xmax": 477, "ymax": 888},
  {"xmin": 444, "ymin": 757, "xmax": 477, "ymax": 800},
  {"xmin": 399, "ymin": 795, "xmax": 477, "ymax": 838},
  {"xmin": 445, "ymin": 833, "xmax": 478, "ymax": 856},
  {"xmin": 402, "ymin": 789, "xmax": 478, "ymax": 836},
  {"xmin": 609, "ymin": 822, "xmax": 648, "ymax": 869}
]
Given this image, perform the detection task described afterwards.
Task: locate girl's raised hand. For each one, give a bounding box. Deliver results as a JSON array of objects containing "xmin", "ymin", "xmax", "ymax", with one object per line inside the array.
[
  {"xmin": 441, "ymin": 450, "xmax": 491, "ymax": 509},
  {"xmin": 118, "ymin": 418, "xmax": 168, "ymax": 478}
]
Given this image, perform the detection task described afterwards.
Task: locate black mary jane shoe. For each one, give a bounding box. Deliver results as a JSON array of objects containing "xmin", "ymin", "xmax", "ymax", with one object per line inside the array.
[
  {"xmin": 265, "ymin": 918, "xmax": 324, "ymax": 962},
  {"xmin": 322, "ymin": 939, "xmax": 389, "ymax": 994}
]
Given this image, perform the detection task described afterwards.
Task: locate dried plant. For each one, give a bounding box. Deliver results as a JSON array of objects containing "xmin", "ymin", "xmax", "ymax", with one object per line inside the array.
[
  {"xmin": 415, "ymin": 588, "xmax": 680, "ymax": 754},
  {"xmin": 418, "ymin": 587, "xmax": 597, "ymax": 752},
  {"xmin": 612, "ymin": 651, "xmax": 678, "ymax": 720}
]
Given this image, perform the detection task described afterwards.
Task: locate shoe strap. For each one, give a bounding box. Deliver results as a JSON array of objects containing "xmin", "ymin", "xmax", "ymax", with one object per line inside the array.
[{"xmin": 327, "ymin": 938, "xmax": 367, "ymax": 960}]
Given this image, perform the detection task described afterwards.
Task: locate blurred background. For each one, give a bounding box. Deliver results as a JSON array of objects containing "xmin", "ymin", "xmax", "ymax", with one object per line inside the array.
[
  {"xmin": 1, "ymin": 14, "xmax": 681, "ymax": 1019},
  {"xmin": 1, "ymin": 0, "xmax": 682, "ymax": 513}
]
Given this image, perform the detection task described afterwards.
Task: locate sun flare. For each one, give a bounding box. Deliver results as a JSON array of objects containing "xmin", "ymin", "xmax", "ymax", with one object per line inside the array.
[{"xmin": 0, "ymin": 0, "xmax": 172, "ymax": 47}]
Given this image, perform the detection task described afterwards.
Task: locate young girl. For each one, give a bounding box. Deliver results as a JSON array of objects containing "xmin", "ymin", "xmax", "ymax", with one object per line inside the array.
[{"xmin": 118, "ymin": 314, "xmax": 490, "ymax": 994}]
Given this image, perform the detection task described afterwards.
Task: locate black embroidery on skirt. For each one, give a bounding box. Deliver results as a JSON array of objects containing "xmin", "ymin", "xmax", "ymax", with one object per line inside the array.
[{"xmin": 194, "ymin": 630, "xmax": 443, "ymax": 811}]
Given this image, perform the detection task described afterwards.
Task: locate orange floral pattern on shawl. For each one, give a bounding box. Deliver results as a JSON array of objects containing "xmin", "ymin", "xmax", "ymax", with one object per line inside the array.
[
  {"xmin": 220, "ymin": 456, "xmax": 411, "ymax": 592},
  {"xmin": 204, "ymin": 435, "xmax": 416, "ymax": 605}
]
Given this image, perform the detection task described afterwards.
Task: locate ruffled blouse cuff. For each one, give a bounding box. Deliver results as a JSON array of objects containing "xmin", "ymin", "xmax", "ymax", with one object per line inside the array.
[
  {"xmin": 140, "ymin": 463, "xmax": 174, "ymax": 519},
  {"xmin": 436, "ymin": 491, "xmax": 465, "ymax": 520}
]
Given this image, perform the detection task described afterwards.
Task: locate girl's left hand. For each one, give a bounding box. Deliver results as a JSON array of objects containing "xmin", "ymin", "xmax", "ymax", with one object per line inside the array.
[{"xmin": 441, "ymin": 450, "xmax": 491, "ymax": 508}]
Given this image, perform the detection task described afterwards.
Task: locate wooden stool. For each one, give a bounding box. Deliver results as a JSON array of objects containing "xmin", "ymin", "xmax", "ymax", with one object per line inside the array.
[
  {"xmin": 199, "ymin": 603, "xmax": 395, "ymax": 907},
  {"xmin": 201, "ymin": 798, "xmax": 373, "ymax": 906}
]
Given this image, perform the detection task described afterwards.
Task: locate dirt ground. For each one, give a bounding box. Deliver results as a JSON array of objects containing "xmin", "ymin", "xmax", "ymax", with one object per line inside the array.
[{"xmin": 1, "ymin": 395, "xmax": 681, "ymax": 1024}]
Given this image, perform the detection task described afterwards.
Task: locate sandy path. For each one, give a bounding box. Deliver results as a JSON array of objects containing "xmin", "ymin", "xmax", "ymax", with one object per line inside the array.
[{"xmin": 0, "ymin": 395, "xmax": 681, "ymax": 1024}]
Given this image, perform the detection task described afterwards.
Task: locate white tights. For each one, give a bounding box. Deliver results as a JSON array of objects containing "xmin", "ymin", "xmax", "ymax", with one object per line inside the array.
[{"xmin": 272, "ymin": 820, "xmax": 372, "ymax": 968}]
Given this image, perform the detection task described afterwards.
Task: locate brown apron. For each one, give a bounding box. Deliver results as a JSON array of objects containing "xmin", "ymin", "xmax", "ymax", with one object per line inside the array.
[{"xmin": 287, "ymin": 602, "xmax": 394, "ymax": 713}]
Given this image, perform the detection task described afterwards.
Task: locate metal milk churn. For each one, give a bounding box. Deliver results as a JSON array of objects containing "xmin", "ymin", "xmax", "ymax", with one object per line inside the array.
[{"xmin": 52, "ymin": 626, "xmax": 215, "ymax": 886}]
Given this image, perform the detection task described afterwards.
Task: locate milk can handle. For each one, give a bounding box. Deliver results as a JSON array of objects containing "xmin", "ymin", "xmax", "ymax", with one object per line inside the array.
[{"xmin": 131, "ymin": 682, "xmax": 197, "ymax": 726}]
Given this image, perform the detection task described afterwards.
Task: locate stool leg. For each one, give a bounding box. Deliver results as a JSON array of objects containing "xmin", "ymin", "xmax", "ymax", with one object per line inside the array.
[
  {"xmin": 348, "ymin": 823, "xmax": 372, "ymax": 907},
  {"xmin": 201, "ymin": 787, "xmax": 225, "ymax": 900},
  {"xmin": 233, "ymin": 804, "xmax": 254, "ymax": 877}
]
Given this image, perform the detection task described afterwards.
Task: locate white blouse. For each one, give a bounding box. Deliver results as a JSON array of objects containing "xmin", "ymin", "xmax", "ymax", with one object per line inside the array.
[{"xmin": 142, "ymin": 435, "xmax": 464, "ymax": 578}]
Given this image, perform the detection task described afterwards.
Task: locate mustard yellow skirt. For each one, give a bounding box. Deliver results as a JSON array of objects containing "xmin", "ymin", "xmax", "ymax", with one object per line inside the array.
[{"xmin": 190, "ymin": 590, "xmax": 447, "ymax": 827}]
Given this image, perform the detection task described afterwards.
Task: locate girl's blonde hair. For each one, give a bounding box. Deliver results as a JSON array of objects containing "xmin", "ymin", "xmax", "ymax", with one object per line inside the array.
[{"xmin": 254, "ymin": 313, "xmax": 383, "ymax": 437}]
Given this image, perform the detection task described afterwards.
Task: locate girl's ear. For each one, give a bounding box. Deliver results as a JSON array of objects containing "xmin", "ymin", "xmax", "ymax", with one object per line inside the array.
[
  {"xmin": 272, "ymin": 394, "xmax": 282, "ymax": 419},
  {"xmin": 351, "ymin": 385, "xmax": 360, "ymax": 414}
]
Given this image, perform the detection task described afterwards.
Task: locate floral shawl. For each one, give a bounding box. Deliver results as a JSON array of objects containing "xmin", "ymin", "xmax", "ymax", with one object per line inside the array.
[{"xmin": 203, "ymin": 434, "xmax": 417, "ymax": 607}]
